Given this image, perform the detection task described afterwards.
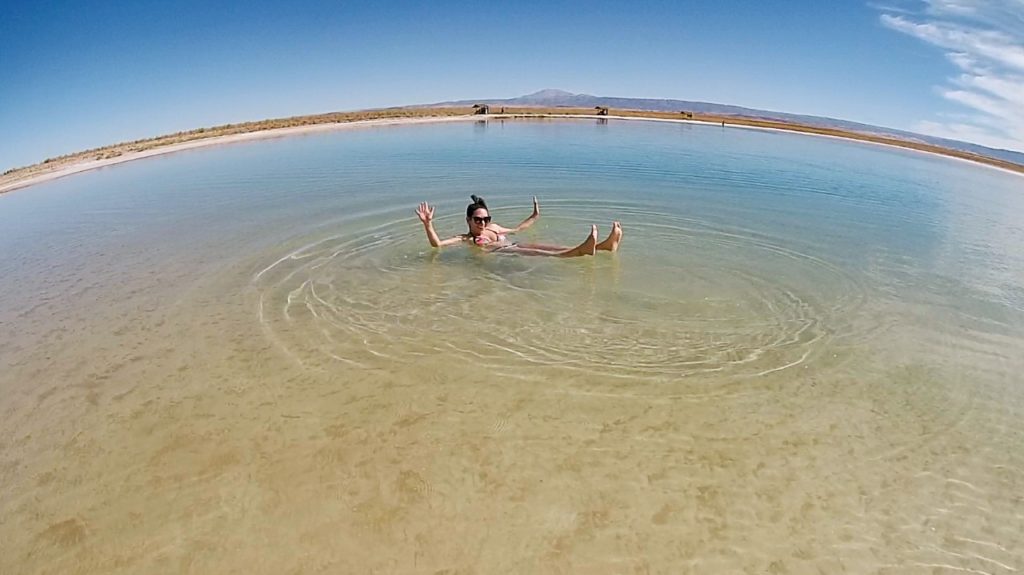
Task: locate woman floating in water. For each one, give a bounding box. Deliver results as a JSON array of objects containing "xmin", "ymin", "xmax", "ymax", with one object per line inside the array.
[{"xmin": 416, "ymin": 195, "xmax": 623, "ymax": 257}]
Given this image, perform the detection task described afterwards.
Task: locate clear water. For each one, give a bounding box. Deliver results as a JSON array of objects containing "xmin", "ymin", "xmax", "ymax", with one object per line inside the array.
[{"xmin": 2, "ymin": 118, "xmax": 1023, "ymax": 573}]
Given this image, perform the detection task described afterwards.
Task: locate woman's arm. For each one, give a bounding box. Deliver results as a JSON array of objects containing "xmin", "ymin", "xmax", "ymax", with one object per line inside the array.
[
  {"xmin": 495, "ymin": 196, "xmax": 541, "ymax": 234},
  {"xmin": 436, "ymin": 235, "xmax": 467, "ymax": 247},
  {"xmin": 416, "ymin": 202, "xmax": 466, "ymax": 248}
]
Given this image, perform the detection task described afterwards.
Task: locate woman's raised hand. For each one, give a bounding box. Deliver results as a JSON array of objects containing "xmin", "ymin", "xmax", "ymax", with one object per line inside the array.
[
  {"xmin": 416, "ymin": 202, "xmax": 435, "ymax": 224},
  {"xmin": 531, "ymin": 196, "xmax": 540, "ymax": 218}
]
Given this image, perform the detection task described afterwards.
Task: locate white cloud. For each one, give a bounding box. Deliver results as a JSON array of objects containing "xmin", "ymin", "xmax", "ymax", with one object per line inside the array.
[
  {"xmin": 868, "ymin": 2, "xmax": 917, "ymax": 14},
  {"xmin": 925, "ymin": 0, "xmax": 980, "ymax": 16},
  {"xmin": 947, "ymin": 51, "xmax": 979, "ymax": 70},
  {"xmin": 955, "ymin": 72, "xmax": 1024, "ymax": 103},
  {"xmin": 879, "ymin": 1, "xmax": 1024, "ymax": 151}
]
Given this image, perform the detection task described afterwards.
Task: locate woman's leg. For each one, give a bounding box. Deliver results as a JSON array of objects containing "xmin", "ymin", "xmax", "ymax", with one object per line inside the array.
[
  {"xmin": 498, "ymin": 225, "xmax": 598, "ymax": 257},
  {"xmin": 557, "ymin": 225, "xmax": 598, "ymax": 257},
  {"xmin": 515, "ymin": 243, "xmax": 572, "ymax": 251},
  {"xmin": 595, "ymin": 221, "xmax": 623, "ymax": 252}
]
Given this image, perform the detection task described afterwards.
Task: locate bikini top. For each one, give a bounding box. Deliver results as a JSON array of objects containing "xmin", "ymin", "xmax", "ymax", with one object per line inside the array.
[{"xmin": 473, "ymin": 232, "xmax": 508, "ymax": 246}]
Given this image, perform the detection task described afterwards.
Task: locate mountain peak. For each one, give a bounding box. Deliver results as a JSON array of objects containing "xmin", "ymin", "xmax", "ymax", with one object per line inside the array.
[{"xmin": 520, "ymin": 89, "xmax": 580, "ymax": 100}]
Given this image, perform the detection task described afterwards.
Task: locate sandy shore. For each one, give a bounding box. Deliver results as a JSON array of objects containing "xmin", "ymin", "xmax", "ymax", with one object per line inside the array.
[
  {"xmin": 3, "ymin": 110, "xmax": 1021, "ymax": 196},
  {"xmin": 0, "ymin": 116, "xmax": 481, "ymax": 196},
  {"xmin": 591, "ymin": 114, "xmax": 1024, "ymax": 178}
]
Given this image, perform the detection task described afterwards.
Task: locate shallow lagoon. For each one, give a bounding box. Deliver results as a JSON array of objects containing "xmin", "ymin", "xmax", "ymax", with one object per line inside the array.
[{"xmin": 2, "ymin": 118, "xmax": 1023, "ymax": 573}]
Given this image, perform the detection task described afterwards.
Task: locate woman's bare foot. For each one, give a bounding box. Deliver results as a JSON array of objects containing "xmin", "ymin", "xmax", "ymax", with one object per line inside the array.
[
  {"xmin": 596, "ymin": 221, "xmax": 623, "ymax": 252},
  {"xmin": 559, "ymin": 225, "xmax": 598, "ymax": 257}
]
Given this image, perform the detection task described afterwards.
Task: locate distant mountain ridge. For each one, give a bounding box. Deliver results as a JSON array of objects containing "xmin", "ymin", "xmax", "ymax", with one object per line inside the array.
[{"xmin": 425, "ymin": 89, "xmax": 1024, "ymax": 168}]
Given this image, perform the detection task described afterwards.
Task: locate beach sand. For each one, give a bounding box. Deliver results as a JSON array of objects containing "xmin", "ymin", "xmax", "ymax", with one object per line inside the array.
[
  {"xmin": 4, "ymin": 116, "xmax": 1023, "ymax": 573},
  {"xmin": 0, "ymin": 116, "xmax": 478, "ymax": 195}
]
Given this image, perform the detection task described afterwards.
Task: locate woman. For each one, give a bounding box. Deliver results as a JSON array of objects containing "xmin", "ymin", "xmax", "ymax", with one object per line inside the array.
[{"xmin": 415, "ymin": 195, "xmax": 622, "ymax": 257}]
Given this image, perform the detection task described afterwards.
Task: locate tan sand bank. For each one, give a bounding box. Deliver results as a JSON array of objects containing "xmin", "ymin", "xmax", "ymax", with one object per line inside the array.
[
  {"xmin": 3, "ymin": 106, "xmax": 1021, "ymax": 196},
  {"xmin": 0, "ymin": 112, "xmax": 478, "ymax": 195}
]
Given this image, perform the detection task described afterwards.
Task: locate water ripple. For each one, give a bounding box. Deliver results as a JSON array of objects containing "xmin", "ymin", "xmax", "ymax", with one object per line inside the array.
[{"xmin": 252, "ymin": 200, "xmax": 872, "ymax": 384}]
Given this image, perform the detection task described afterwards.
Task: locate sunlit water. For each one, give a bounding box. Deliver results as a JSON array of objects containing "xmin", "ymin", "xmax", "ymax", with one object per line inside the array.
[{"xmin": 2, "ymin": 118, "xmax": 1023, "ymax": 573}]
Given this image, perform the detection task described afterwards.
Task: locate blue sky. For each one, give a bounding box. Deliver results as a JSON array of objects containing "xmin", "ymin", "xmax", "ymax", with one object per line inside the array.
[{"xmin": 2, "ymin": 0, "xmax": 1023, "ymax": 170}]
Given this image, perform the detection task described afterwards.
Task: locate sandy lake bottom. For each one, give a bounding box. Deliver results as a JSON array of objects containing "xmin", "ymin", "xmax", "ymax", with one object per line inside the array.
[{"xmin": 2, "ymin": 119, "xmax": 1023, "ymax": 573}]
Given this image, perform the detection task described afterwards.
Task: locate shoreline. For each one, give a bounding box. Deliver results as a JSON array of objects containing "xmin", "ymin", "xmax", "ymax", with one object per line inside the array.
[
  {"xmin": 590, "ymin": 114, "xmax": 1024, "ymax": 178},
  {"xmin": 0, "ymin": 115, "xmax": 481, "ymax": 196},
  {"xmin": 3, "ymin": 108, "xmax": 1022, "ymax": 196}
]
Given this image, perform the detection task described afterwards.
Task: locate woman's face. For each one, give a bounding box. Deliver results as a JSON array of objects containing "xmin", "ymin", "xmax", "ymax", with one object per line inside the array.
[{"xmin": 467, "ymin": 208, "xmax": 491, "ymax": 234}]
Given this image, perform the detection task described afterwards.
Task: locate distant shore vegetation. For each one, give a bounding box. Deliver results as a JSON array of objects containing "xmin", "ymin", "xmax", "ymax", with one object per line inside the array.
[{"xmin": 3, "ymin": 106, "xmax": 1022, "ymax": 193}]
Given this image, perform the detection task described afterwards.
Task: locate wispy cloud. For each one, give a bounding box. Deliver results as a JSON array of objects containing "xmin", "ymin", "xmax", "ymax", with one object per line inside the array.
[{"xmin": 878, "ymin": 0, "xmax": 1024, "ymax": 151}]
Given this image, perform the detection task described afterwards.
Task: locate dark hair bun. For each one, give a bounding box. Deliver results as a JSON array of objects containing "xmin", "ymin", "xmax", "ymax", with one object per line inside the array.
[{"xmin": 470, "ymin": 194, "xmax": 488, "ymax": 208}]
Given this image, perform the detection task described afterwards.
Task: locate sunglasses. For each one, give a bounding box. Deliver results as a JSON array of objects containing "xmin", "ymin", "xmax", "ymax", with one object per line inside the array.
[{"xmin": 472, "ymin": 216, "xmax": 492, "ymax": 224}]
